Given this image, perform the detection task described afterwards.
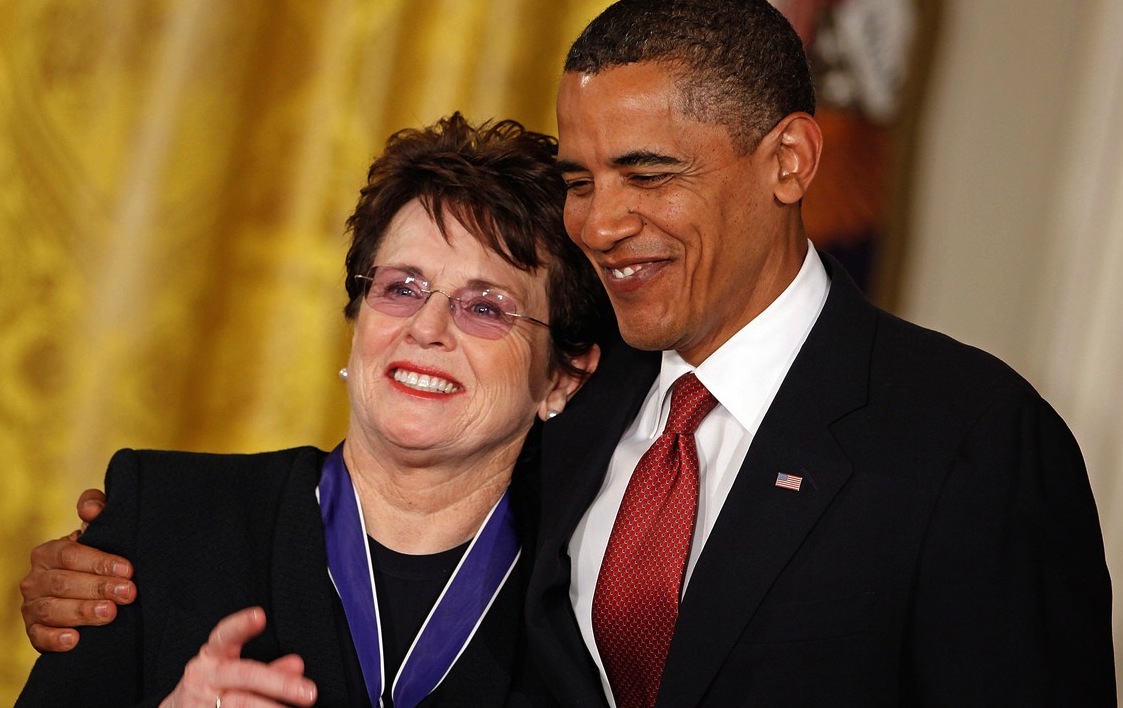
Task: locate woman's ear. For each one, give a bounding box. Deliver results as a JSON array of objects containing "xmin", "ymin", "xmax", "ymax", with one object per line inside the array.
[
  {"xmin": 768, "ymin": 112, "xmax": 822, "ymax": 205},
  {"xmin": 538, "ymin": 344, "xmax": 601, "ymax": 421}
]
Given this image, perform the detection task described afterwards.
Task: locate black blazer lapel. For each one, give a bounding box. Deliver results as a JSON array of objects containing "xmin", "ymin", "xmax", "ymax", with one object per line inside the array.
[
  {"xmin": 540, "ymin": 340, "xmax": 661, "ymax": 548},
  {"xmin": 659, "ymin": 257, "xmax": 876, "ymax": 707},
  {"xmin": 528, "ymin": 340, "xmax": 661, "ymax": 706},
  {"xmin": 269, "ymin": 447, "xmax": 367, "ymax": 707}
]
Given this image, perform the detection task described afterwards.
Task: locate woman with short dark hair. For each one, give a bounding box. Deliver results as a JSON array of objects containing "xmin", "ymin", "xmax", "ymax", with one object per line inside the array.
[{"xmin": 17, "ymin": 113, "xmax": 610, "ymax": 708}]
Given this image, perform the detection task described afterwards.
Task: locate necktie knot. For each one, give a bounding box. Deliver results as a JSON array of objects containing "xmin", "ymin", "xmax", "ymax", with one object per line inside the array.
[{"xmin": 664, "ymin": 373, "xmax": 718, "ymax": 435}]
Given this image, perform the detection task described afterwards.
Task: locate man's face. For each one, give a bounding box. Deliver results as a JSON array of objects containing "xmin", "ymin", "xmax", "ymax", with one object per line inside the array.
[{"xmin": 557, "ymin": 62, "xmax": 802, "ymax": 364}]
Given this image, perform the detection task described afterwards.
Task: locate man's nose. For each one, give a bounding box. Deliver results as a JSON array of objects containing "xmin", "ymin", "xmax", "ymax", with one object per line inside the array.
[{"xmin": 578, "ymin": 186, "xmax": 644, "ymax": 251}]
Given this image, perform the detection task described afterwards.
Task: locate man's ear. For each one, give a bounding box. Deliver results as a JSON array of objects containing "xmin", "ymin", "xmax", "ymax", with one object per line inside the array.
[
  {"xmin": 538, "ymin": 344, "xmax": 601, "ymax": 421},
  {"xmin": 768, "ymin": 112, "xmax": 822, "ymax": 204}
]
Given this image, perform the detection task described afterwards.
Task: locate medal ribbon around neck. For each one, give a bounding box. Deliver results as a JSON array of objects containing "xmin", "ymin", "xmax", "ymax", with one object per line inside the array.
[{"xmin": 318, "ymin": 443, "xmax": 521, "ymax": 708}]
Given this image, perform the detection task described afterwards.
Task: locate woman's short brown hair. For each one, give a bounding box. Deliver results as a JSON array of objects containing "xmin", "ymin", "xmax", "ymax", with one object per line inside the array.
[{"xmin": 343, "ymin": 112, "xmax": 611, "ymax": 378}]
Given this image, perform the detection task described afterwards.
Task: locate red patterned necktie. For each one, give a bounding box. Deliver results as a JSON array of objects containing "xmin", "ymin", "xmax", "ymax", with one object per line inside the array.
[{"xmin": 592, "ymin": 372, "xmax": 719, "ymax": 708}]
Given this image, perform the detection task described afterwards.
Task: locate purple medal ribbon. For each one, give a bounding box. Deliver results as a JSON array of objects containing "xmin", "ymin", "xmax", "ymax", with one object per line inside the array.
[{"xmin": 318, "ymin": 443, "xmax": 520, "ymax": 708}]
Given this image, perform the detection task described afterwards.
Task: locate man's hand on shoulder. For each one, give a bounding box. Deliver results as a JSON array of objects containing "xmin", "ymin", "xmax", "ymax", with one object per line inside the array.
[{"xmin": 19, "ymin": 488, "xmax": 137, "ymax": 652}]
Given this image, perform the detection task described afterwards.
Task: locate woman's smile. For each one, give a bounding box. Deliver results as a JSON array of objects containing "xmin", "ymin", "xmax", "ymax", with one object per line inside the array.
[{"xmin": 389, "ymin": 365, "xmax": 462, "ymax": 395}]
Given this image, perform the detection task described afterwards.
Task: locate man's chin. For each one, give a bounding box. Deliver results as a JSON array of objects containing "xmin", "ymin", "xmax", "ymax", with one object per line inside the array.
[{"xmin": 617, "ymin": 321, "xmax": 679, "ymax": 352}]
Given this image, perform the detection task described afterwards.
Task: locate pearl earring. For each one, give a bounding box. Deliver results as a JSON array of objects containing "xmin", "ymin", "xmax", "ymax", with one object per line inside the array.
[
  {"xmin": 546, "ymin": 410, "xmax": 560, "ymax": 420},
  {"xmin": 338, "ymin": 368, "xmax": 349, "ymax": 381}
]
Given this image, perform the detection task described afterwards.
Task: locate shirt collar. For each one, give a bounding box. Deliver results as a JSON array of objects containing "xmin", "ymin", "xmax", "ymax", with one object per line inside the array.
[{"xmin": 654, "ymin": 245, "xmax": 830, "ymax": 434}]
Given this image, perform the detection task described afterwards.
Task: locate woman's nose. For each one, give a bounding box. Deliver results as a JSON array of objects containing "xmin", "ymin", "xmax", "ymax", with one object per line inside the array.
[{"xmin": 405, "ymin": 291, "xmax": 456, "ymax": 347}]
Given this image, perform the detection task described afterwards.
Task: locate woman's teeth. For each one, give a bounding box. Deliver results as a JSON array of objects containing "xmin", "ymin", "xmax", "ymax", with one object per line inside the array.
[
  {"xmin": 610, "ymin": 264, "xmax": 643, "ymax": 279},
  {"xmin": 393, "ymin": 369, "xmax": 459, "ymax": 394}
]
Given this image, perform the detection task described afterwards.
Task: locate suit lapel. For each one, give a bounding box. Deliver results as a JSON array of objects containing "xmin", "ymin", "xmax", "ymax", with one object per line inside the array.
[
  {"xmin": 659, "ymin": 258, "xmax": 877, "ymax": 707},
  {"xmin": 540, "ymin": 340, "xmax": 661, "ymax": 546},
  {"xmin": 529, "ymin": 339, "xmax": 661, "ymax": 706},
  {"xmin": 269, "ymin": 448, "xmax": 365, "ymax": 707}
]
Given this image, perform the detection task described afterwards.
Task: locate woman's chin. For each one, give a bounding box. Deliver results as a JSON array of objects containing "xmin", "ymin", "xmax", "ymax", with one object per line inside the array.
[{"xmin": 378, "ymin": 422, "xmax": 468, "ymax": 458}]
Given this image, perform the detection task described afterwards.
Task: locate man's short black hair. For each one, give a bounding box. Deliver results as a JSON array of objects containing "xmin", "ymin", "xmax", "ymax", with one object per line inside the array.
[{"xmin": 565, "ymin": 0, "xmax": 815, "ymax": 152}]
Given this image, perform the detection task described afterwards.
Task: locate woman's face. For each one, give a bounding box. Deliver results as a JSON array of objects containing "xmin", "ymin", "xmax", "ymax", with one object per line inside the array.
[{"xmin": 346, "ymin": 199, "xmax": 567, "ymax": 468}]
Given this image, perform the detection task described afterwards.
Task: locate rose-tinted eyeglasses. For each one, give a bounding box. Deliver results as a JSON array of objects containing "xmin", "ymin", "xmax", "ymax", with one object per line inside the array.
[{"xmin": 354, "ymin": 266, "xmax": 550, "ymax": 340}]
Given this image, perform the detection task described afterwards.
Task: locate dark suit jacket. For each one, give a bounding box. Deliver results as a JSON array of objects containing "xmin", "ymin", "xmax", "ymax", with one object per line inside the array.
[
  {"xmin": 17, "ymin": 446, "xmax": 543, "ymax": 707},
  {"xmin": 526, "ymin": 256, "xmax": 1116, "ymax": 706}
]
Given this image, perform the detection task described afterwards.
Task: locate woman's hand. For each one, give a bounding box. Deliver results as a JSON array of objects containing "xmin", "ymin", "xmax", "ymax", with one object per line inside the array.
[
  {"xmin": 20, "ymin": 488, "xmax": 137, "ymax": 652},
  {"xmin": 159, "ymin": 607, "xmax": 317, "ymax": 708}
]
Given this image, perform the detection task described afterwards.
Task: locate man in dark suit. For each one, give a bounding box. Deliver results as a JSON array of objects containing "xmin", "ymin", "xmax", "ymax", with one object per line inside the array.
[
  {"xmin": 19, "ymin": 1, "xmax": 1117, "ymax": 705},
  {"xmin": 524, "ymin": 0, "xmax": 1115, "ymax": 705}
]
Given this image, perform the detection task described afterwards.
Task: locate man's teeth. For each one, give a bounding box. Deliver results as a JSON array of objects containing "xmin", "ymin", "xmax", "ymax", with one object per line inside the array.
[
  {"xmin": 610, "ymin": 264, "xmax": 643, "ymax": 279},
  {"xmin": 393, "ymin": 369, "xmax": 459, "ymax": 393}
]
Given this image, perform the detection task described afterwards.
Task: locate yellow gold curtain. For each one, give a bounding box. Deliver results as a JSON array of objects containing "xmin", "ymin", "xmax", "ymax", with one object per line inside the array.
[{"xmin": 0, "ymin": 0, "xmax": 610, "ymax": 699}]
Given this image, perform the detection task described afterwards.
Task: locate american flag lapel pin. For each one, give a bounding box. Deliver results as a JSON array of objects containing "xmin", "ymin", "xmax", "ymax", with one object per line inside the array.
[{"xmin": 775, "ymin": 473, "xmax": 803, "ymax": 491}]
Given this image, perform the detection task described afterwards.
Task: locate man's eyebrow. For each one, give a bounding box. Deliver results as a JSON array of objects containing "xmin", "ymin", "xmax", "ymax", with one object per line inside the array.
[
  {"xmin": 556, "ymin": 158, "xmax": 586, "ymax": 174},
  {"xmin": 611, "ymin": 150, "xmax": 683, "ymax": 168},
  {"xmin": 555, "ymin": 151, "xmax": 685, "ymax": 174}
]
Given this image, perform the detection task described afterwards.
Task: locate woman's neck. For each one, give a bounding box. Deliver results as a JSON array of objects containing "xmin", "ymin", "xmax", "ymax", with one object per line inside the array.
[{"xmin": 341, "ymin": 437, "xmax": 517, "ymax": 555}]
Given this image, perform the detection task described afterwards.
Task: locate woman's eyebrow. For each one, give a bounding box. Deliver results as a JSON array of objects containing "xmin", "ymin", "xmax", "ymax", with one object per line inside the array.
[
  {"xmin": 378, "ymin": 262, "xmax": 425, "ymax": 278},
  {"xmin": 380, "ymin": 262, "xmax": 524, "ymax": 297},
  {"xmin": 466, "ymin": 276, "xmax": 523, "ymax": 298}
]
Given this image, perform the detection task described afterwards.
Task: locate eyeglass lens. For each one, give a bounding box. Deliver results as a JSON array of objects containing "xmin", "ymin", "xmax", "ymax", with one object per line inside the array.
[{"xmin": 360, "ymin": 266, "xmax": 532, "ymax": 339}]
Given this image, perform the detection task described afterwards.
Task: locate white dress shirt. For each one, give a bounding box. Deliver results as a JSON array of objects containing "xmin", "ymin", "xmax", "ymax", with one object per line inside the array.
[{"xmin": 568, "ymin": 245, "xmax": 830, "ymax": 704}]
